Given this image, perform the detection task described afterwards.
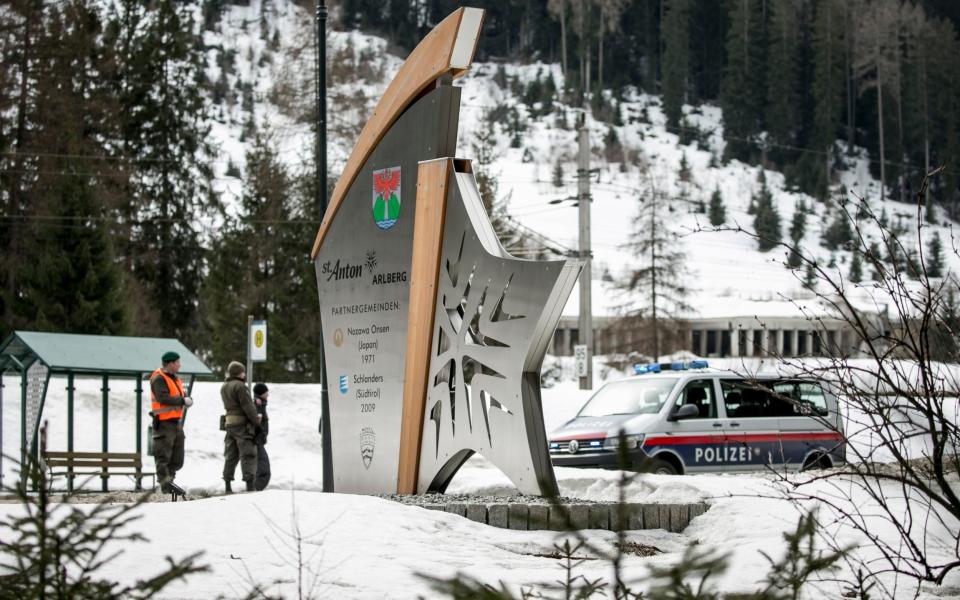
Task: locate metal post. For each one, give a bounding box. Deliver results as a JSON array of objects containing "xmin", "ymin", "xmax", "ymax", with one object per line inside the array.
[
  {"xmin": 101, "ymin": 374, "xmax": 109, "ymax": 492},
  {"xmin": 67, "ymin": 373, "xmax": 74, "ymax": 452},
  {"xmin": 316, "ymin": 0, "xmax": 327, "ymax": 214},
  {"xmin": 67, "ymin": 373, "xmax": 75, "ymax": 492},
  {"xmin": 577, "ymin": 110, "xmax": 593, "ymax": 390},
  {"xmin": 135, "ymin": 374, "xmax": 142, "ymax": 455},
  {"xmin": 0, "ymin": 373, "xmax": 4, "ymax": 490},
  {"xmin": 20, "ymin": 371, "xmax": 26, "ymax": 489},
  {"xmin": 316, "ymin": 0, "xmax": 332, "ymax": 493},
  {"xmin": 246, "ymin": 314, "xmax": 254, "ymax": 392}
]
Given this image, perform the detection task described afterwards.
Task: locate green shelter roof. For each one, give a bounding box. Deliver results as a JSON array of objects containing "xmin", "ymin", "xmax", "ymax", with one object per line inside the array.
[{"xmin": 0, "ymin": 331, "xmax": 213, "ymax": 376}]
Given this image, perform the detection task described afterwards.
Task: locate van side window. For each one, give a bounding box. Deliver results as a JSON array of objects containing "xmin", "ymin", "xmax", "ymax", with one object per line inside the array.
[
  {"xmin": 798, "ymin": 382, "xmax": 828, "ymax": 415},
  {"xmin": 674, "ymin": 379, "xmax": 717, "ymax": 419},
  {"xmin": 722, "ymin": 380, "xmax": 792, "ymax": 418},
  {"xmin": 772, "ymin": 381, "xmax": 829, "ymax": 416}
]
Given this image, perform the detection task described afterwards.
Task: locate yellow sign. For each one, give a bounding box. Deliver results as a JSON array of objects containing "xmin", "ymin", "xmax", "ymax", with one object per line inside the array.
[{"xmin": 250, "ymin": 320, "xmax": 267, "ymax": 362}]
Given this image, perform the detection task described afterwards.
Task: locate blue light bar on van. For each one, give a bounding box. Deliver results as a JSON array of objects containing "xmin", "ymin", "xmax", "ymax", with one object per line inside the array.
[{"xmin": 634, "ymin": 360, "xmax": 708, "ymax": 374}]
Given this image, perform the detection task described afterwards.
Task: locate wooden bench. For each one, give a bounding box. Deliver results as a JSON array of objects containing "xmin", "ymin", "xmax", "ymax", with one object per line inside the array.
[{"xmin": 42, "ymin": 451, "xmax": 155, "ymax": 492}]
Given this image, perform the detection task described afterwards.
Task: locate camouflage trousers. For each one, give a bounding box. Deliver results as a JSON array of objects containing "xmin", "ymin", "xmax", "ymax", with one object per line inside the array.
[
  {"xmin": 223, "ymin": 425, "xmax": 258, "ymax": 483},
  {"xmin": 152, "ymin": 419, "xmax": 185, "ymax": 486}
]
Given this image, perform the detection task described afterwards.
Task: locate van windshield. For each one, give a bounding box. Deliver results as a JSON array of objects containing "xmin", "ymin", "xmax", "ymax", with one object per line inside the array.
[{"xmin": 578, "ymin": 378, "xmax": 679, "ymax": 417}]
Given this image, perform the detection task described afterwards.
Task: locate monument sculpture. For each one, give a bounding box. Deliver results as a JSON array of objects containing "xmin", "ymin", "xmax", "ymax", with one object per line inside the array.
[{"xmin": 311, "ymin": 7, "xmax": 580, "ymax": 496}]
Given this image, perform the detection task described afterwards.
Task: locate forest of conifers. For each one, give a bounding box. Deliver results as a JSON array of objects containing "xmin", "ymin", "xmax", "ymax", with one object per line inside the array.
[{"xmin": 357, "ymin": 0, "xmax": 960, "ymax": 206}]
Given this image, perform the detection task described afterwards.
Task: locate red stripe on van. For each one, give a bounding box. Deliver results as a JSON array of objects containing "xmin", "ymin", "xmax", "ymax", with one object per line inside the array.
[
  {"xmin": 644, "ymin": 434, "xmax": 726, "ymax": 446},
  {"xmin": 643, "ymin": 432, "xmax": 842, "ymax": 447},
  {"xmin": 780, "ymin": 432, "xmax": 843, "ymax": 442}
]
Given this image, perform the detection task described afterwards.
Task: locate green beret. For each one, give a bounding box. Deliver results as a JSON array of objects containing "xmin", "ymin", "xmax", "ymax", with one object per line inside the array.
[{"xmin": 162, "ymin": 351, "xmax": 180, "ymax": 363}]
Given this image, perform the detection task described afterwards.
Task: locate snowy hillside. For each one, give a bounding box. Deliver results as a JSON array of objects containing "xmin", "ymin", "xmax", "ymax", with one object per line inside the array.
[{"xmin": 203, "ymin": 0, "xmax": 958, "ymax": 326}]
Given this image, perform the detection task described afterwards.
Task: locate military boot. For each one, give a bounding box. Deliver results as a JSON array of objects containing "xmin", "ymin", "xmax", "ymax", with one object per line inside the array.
[
  {"xmin": 224, "ymin": 480, "xmax": 233, "ymax": 494},
  {"xmin": 168, "ymin": 482, "xmax": 186, "ymax": 501},
  {"xmin": 245, "ymin": 479, "xmax": 255, "ymax": 492}
]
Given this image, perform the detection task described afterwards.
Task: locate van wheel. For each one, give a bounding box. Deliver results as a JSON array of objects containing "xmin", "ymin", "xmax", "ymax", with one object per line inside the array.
[
  {"xmin": 646, "ymin": 458, "xmax": 679, "ymax": 475},
  {"xmin": 801, "ymin": 453, "xmax": 831, "ymax": 472}
]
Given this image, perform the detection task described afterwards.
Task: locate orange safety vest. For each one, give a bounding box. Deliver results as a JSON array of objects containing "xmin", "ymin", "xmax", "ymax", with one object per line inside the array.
[{"xmin": 150, "ymin": 368, "xmax": 185, "ymax": 421}]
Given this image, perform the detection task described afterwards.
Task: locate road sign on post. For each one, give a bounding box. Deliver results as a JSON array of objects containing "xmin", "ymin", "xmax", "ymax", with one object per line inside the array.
[
  {"xmin": 251, "ymin": 320, "xmax": 267, "ymax": 362},
  {"xmin": 246, "ymin": 317, "xmax": 267, "ymax": 391},
  {"xmin": 574, "ymin": 344, "xmax": 588, "ymax": 379}
]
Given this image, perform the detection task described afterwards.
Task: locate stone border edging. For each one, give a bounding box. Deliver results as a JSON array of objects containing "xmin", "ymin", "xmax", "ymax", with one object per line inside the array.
[{"xmin": 418, "ymin": 501, "xmax": 710, "ymax": 532}]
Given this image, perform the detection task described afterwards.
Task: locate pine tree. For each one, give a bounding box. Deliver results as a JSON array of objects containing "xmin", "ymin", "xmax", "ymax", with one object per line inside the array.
[
  {"xmin": 787, "ymin": 201, "xmax": 807, "ymax": 268},
  {"xmin": 113, "ymin": 0, "xmax": 214, "ymax": 341},
  {"xmin": 720, "ymin": 0, "xmax": 767, "ymax": 161},
  {"xmin": 925, "ymin": 192, "xmax": 937, "ymax": 224},
  {"xmin": 471, "ymin": 118, "xmax": 524, "ymax": 251},
  {"xmin": 753, "ymin": 176, "xmax": 781, "ymax": 252},
  {"xmin": 0, "ymin": 0, "xmax": 45, "ymax": 335},
  {"xmin": 926, "ymin": 19, "xmax": 960, "ymax": 214},
  {"xmin": 661, "ymin": 0, "xmax": 689, "ymax": 129},
  {"xmin": 524, "ymin": 69, "xmax": 543, "ymax": 113},
  {"xmin": 14, "ymin": 0, "xmax": 128, "ymax": 335},
  {"xmin": 542, "ymin": 71, "xmax": 557, "ymax": 114},
  {"xmin": 927, "ymin": 232, "xmax": 944, "ymax": 278},
  {"xmin": 822, "ymin": 209, "xmax": 853, "ymax": 250},
  {"xmin": 849, "ymin": 250, "xmax": 863, "ymax": 283},
  {"xmin": 204, "ymin": 135, "xmax": 320, "ymax": 380},
  {"xmin": 803, "ymin": 0, "xmax": 846, "ymax": 198},
  {"xmin": 790, "ymin": 201, "xmax": 808, "ymax": 242},
  {"xmin": 765, "ymin": 0, "xmax": 802, "ymax": 165},
  {"xmin": 803, "ymin": 261, "xmax": 817, "ymax": 289},
  {"xmin": 552, "ymin": 159, "xmax": 564, "ymax": 188},
  {"xmin": 24, "ymin": 174, "xmax": 129, "ymax": 335},
  {"xmin": 471, "ymin": 120, "xmax": 500, "ymax": 215},
  {"xmin": 708, "ymin": 187, "xmax": 726, "ymax": 226},
  {"xmin": 620, "ymin": 176, "xmax": 692, "ymax": 358},
  {"xmin": 867, "ymin": 240, "xmax": 884, "ymax": 281},
  {"xmin": 853, "ymin": 2, "xmax": 921, "ymax": 202},
  {"xmin": 678, "ymin": 152, "xmax": 692, "ymax": 183}
]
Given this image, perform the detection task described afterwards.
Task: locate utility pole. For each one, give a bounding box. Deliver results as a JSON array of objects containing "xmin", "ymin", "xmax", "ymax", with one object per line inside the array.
[
  {"xmin": 246, "ymin": 314, "xmax": 254, "ymax": 392},
  {"xmin": 577, "ymin": 89, "xmax": 593, "ymax": 390},
  {"xmin": 317, "ymin": 0, "xmax": 327, "ymax": 213},
  {"xmin": 316, "ymin": 0, "xmax": 332, "ymax": 492}
]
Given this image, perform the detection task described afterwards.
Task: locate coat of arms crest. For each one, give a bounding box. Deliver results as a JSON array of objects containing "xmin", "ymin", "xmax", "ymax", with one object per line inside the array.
[
  {"xmin": 371, "ymin": 167, "xmax": 401, "ymax": 230},
  {"xmin": 360, "ymin": 427, "xmax": 376, "ymax": 468}
]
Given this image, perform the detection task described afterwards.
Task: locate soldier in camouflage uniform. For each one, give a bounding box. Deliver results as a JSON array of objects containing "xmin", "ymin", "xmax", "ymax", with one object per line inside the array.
[{"xmin": 220, "ymin": 361, "xmax": 259, "ymax": 492}]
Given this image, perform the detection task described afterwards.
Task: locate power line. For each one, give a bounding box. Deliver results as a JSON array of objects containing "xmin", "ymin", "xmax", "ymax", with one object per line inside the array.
[{"xmin": 0, "ymin": 214, "xmax": 321, "ymax": 225}]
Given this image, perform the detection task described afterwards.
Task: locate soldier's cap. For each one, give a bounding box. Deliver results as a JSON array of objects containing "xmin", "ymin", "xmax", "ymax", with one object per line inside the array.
[
  {"xmin": 226, "ymin": 361, "xmax": 246, "ymax": 378},
  {"xmin": 161, "ymin": 351, "xmax": 180, "ymax": 364}
]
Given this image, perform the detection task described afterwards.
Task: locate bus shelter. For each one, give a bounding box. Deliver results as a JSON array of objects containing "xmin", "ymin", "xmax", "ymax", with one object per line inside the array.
[{"xmin": 0, "ymin": 331, "xmax": 212, "ymax": 490}]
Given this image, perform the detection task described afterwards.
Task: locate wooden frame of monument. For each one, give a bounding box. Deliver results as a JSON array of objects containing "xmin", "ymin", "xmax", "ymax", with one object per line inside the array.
[{"xmin": 312, "ymin": 7, "xmax": 580, "ymax": 497}]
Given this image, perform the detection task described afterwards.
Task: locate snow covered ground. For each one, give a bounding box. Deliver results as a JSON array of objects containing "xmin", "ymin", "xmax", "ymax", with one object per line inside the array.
[{"xmin": 2, "ymin": 373, "xmax": 958, "ymax": 599}]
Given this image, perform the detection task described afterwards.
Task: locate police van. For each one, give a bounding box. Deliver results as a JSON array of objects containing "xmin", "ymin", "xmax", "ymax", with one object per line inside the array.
[{"xmin": 548, "ymin": 361, "xmax": 845, "ymax": 475}]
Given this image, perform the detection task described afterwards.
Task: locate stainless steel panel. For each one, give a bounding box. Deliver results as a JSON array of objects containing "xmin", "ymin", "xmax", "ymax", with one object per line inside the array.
[{"xmin": 417, "ymin": 172, "xmax": 582, "ymax": 496}]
